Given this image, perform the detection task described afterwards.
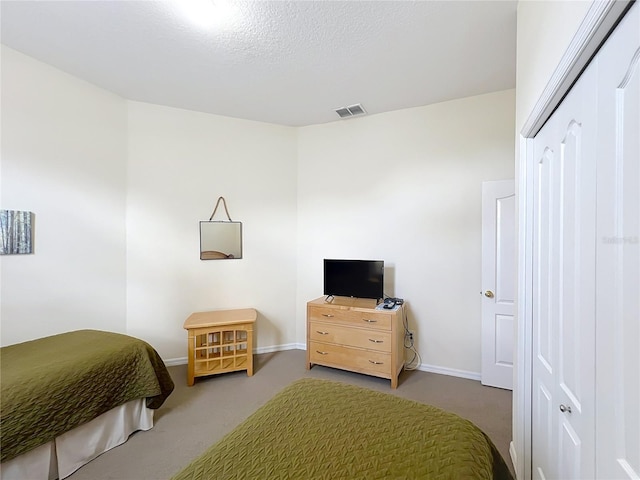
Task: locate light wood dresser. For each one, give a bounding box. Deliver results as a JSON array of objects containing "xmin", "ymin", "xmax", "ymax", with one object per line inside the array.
[
  {"xmin": 306, "ymin": 296, "xmax": 405, "ymax": 388},
  {"xmin": 183, "ymin": 308, "xmax": 256, "ymax": 386}
]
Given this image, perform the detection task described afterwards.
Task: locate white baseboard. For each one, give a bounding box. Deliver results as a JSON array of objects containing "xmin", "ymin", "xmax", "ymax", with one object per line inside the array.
[
  {"xmin": 164, "ymin": 357, "xmax": 188, "ymax": 367},
  {"xmin": 414, "ymin": 362, "xmax": 481, "ymax": 381},
  {"xmin": 255, "ymin": 343, "xmax": 305, "ymax": 354},
  {"xmin": 164, "ymin": 346, "xmax": 481, "ymax": 382},
  {"xmin": 163, "ymin": 343, "xmax": 305, "ymax": 367},
  {"xmin": 509, "ymin": 441, "xmax": 518, "ymax": 479}
]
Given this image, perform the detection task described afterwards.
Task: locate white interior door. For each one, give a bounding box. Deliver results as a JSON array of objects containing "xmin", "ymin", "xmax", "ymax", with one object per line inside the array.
[
  {"xmin": 481, "ymin": 180, "xmax": 515, "ymax": 390},
  {"xmin": 531, "ymin": 38, "xmax": 597, "ymax": 480}
]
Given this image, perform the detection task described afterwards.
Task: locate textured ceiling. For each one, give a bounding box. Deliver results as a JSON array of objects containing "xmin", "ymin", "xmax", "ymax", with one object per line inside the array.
[{"xmin": 0, "ymin": 0, "xmax": 517, "ymax": 127}]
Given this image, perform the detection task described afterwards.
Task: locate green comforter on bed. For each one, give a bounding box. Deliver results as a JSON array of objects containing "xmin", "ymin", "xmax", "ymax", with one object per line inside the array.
[
  {"xmin": 172, "ymin": 378, "xmax": 513, "ymax": 480},
  {"xmin": 0, "ymin": 329, "xmax": 174, "ymax": 463}
]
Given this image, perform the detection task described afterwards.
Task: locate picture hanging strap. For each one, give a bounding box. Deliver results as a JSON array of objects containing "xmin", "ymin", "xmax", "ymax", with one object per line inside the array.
[{"xmin": 209, "ymin": 196, "xmax": 233, "ymax": 221}]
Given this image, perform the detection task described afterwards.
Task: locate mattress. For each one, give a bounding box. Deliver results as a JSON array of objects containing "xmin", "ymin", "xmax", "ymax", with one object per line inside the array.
[
  {"xmin": 0, "ymin": 329, "xmax": 174, "ymax": 464},
  {"xmin": 0, "ymin": 398, "xmax": 153, "ymax": 480},
  {"xmin": 172, "ymin": 378, "xmax": 513, "ymax": 479}
]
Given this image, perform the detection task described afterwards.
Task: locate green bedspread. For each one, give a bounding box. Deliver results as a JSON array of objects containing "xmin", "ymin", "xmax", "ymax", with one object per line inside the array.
[
  {"xmin": 173, "ymin": 378, "xmax": 513, "ymax": 480},
  {"xmin": 0, "ymin": 329, "xmax": 174, "ymax": 463}
]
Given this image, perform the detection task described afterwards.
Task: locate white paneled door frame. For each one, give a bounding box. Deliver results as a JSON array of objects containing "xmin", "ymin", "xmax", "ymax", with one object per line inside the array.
[{"xmin": 514, "ymin": 1, "xmax": 633, "ymax": 479}]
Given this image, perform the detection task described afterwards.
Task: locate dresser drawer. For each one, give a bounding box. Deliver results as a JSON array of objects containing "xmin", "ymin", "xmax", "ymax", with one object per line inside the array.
[
  {"xmin": 308, "ymin": 305, "xmax": 391, "ymax": 330},
  {"xmin": 309, "ymin": 341, "xmax": 391, "ymax": 375},
  {"xmin": 309, "ymin": 321, "xmax": 392, "ymax": 352}
]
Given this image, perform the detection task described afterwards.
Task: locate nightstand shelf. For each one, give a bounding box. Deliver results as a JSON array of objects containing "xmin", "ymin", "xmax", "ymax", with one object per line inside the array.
[{"xmin": 184, "ymin": 309, "xmax": 256, "ymax": 386}]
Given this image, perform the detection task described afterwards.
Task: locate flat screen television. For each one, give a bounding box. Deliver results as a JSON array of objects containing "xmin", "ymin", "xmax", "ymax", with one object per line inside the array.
[{"xmin": 323, "ymin": 259, "xmax": 384, "ymax": 301}]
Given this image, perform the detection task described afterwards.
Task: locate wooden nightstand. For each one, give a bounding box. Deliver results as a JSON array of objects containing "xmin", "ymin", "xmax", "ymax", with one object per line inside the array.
[{"xmin": 183, "ymin": 308, "xmax": 257, "ymax": 386}]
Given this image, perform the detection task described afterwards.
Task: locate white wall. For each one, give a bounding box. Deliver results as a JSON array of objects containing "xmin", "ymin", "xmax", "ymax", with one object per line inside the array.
[
  {"xmin": 0, "ymin": 46, "xmax": 128, "ymax": 345},
  {"xmin": 126, "ymin": 102, "xmax": 298, "ymax": 359},
  {"xmin": 297, "ymin": 90, "xmax": 515, "ymax": 375},
  {"xmin": 515, "ymin": 0, "xmax": 591, "ymax": 130},
  {"xmin": 0, "ymin": 48, "xmax": 298, "ymax": 359},
  {"xmin": 1, "ymin": 46, "xmax": 515, "ymax": 378}
]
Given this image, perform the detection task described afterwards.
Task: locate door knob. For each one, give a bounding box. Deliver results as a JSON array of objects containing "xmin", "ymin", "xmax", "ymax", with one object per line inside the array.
[
  {"xmin": 559, "ymin": 404, "xmax": 572, "ymax": 413},
  {"xmin": 484, "ymin": 290, "xmax": 494, "ymax": 298}
]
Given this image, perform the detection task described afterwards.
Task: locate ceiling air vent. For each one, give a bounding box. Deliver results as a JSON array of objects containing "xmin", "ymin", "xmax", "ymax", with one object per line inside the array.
[{"xmin": 335, "ymin": 104, "xmax": 367, "ymax": 119}]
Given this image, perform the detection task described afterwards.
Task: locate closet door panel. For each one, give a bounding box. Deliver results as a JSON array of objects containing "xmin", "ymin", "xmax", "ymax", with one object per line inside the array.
[
  {"xmin": 532, "ymin": 137, "xmax": 558, "ymax": 480},
  {"xmin": 532, "ymin": 47, "xmax": 598, "ymax": 480},
  {"xmin": 618, "ymin": 59, "xmax": 639, "ymax": 480},
  {"xmin": 557, "ymin": 120, "xmax": 596, "ymax": 417},
  {"xmin": 595, "ymin": 2, "xmax": 640, "ymax": 478}
]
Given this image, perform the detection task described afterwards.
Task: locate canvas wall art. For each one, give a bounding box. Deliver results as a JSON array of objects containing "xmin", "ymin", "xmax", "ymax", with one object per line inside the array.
[{"xmin": 1, "ymin": 210, "xmax": 34, "ymax": 255}]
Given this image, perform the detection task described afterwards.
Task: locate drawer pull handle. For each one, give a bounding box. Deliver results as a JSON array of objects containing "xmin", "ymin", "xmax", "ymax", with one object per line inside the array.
[
  {"xmin": 368, "ymin": 360, "xmax": 384, "ymax": 365},
  {"xmin": 316, "ymin": 331, "xmax": 329, "ymax": 335},
  {"xmin": 363, "ymin": 319, "xmax": 377, "ymax": 323},
  {"xmin": 322, "ymin": 314, "xmax": 335, "ymax": 318},
  {"xmin": 316, "ymin": 350, "xmax": 329, "ymax": 355},
  {"xmin": 369, "ymin": 339, "xmax": 383, "ymax": 343}
]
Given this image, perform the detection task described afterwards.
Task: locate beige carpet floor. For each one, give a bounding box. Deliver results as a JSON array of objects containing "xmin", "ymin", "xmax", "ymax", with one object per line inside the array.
[{"xmin": 67, "ymin": 349, "xmax": 514, "ymax": 479}]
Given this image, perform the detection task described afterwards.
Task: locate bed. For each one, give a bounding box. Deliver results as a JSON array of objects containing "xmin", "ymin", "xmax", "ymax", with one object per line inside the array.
[
  {"xmin": 0, "ymin": 329, "xmax": 174, "ymax": 480},
  {"xmin": 172, "ymin": 378, "xmax": 513, "ymax": 480}
]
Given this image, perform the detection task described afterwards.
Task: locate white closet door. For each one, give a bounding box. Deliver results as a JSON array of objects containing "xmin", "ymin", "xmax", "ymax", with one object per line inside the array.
[
  {"xmin": 531, "ymin": 39, "xmax": 598, "ymax": 480},
  {"xmin": 595, "ymin": 2, "xmax": 640, "ymax": 478}
]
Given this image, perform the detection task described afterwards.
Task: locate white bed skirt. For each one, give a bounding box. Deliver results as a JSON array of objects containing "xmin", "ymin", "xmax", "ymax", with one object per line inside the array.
[{"xmin": 0, "ymin": 398, "xmax": 154, "ymax": 480}]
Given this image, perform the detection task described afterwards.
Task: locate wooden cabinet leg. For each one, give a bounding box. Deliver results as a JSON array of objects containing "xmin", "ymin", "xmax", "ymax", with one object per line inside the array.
[
  {"xmin": 187, "ymin": 332, "xmax": 195, "ymax": 386},
  {"xmin": 246, "ymin": 329, "xmax": 253, "ymax": 376},
  {"xmin": 187, "ymin": 359, "xmax": 195, "ymax": 386}
]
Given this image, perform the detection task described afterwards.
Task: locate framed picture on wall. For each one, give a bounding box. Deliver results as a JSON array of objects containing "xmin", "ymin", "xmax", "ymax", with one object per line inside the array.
[{"xmin": 0, "ymin": 210, "xmax": 34, "ymax": 255}]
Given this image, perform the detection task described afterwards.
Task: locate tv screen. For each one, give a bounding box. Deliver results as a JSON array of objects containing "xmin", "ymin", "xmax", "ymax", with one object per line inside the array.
[{"xmin": 323, "ymin": 259, "xmax": 384, "ymax": 300}]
